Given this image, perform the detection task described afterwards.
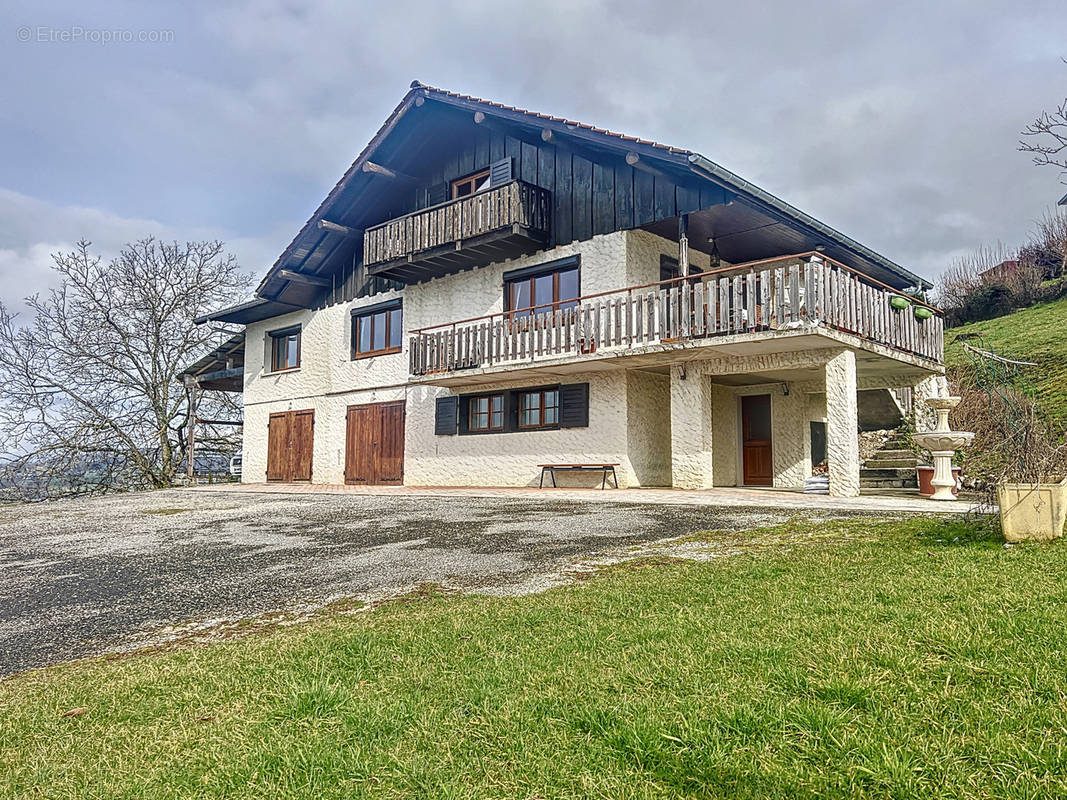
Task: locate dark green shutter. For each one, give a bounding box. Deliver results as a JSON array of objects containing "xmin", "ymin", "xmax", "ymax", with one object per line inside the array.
[
  {"xmin": 559, "ymin": 383, "xmax": 589, "ymax": 428},
  {"xmin": 434, "ymin": 396, "xmax": 458, "ymax": 435},
  {"xmin": 426, "ymin": 182, "xmax": 448, "ymax": 205},
  {"xmin": 489, "ymin": 157, "xmax": 513, "ymax": 186}
]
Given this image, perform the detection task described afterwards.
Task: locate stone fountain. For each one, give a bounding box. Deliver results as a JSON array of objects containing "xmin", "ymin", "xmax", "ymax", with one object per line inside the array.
[{"xmin": 911, "ymin": 397, "xmax": 974, "ymax": 501}]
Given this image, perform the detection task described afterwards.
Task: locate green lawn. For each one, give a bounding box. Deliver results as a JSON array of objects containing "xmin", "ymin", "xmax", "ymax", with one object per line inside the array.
[
  {"xmin": 3, "ymin": 516, "xmax": 1067, "ymax": 799},
  {"xmin": 945, "ymin": 296, "xmax": 1067, "ymax": 424}
]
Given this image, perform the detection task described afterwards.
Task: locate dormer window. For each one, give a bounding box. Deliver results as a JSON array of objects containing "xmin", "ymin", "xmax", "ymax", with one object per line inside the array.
[{"xmin": 451, "ymin": 168, "xmax": 491, "ymax": 199}]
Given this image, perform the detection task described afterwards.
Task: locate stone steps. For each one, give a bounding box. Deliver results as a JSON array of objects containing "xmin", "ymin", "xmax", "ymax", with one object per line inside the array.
[
  {"xmin": 860, "ymin": 477, "xmax": 915, "ymax": 489},
  {"xmin": 864, "ymin": 458, "xmax": 919, "ymax": 469},
  {"xmin": 860, "ymin": 428, "xmax": 918, "ymax": 489}
]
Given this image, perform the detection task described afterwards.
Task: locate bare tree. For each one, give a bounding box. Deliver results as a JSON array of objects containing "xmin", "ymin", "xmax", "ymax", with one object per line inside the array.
[
  {"xmin": 934, "ymin": 243, "xmax": 1014, "ymax": 309},
  {"xmin": 1020, "ymin": 66, "xmax": 1067, "ymax": 183},
  {"xmin": 1028, "ymin": 208, "xmax": 1067, "ymax": 279},
  {"xmin": 0, "ymin": 239, "xmax": 252, "ymax": 500}
]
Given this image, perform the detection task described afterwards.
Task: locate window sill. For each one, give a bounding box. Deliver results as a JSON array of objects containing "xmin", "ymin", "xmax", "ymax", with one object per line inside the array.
[
  {"xmin": 352, "ymin": 347, "xmax": 402, "ymax": 361},
  {"xmin": 265, "ymin": 367, "xmax": 301, "ymax": 377}
]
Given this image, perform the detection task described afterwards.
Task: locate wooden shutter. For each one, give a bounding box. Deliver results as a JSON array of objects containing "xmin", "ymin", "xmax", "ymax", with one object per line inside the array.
[
  {"xmin": 426, "ymin": 182, "xmax": 448, "ymax": 206},
  {"xmin": 289, "ymin": 410, "xmax": 315, "ymax": 481},
  {"xmin": 434, "ymin": 396, "xmax": 458, "ymax": 435},
  {"xmin": 489, "ymin": 157, "xmax": 513, "ymax": 186},
  {"xmin": 265, "ymin": 413, "xmax": 289, "ymax": 481},
  {"xmin": 559, "ymin": 383, "xmax": 589, "ymax": 428}
]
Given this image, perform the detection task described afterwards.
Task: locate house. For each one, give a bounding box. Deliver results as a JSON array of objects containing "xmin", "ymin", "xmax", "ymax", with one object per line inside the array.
[
  {"xmin": 187, "ymin": 82, "xmax": 945, "ymax": 497},
  {"xmin": 978, "ymin": 259, "xmax": 1022, "ymax": 285}
]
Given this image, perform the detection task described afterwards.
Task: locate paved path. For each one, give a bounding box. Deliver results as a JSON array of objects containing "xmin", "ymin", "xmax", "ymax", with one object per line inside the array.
[{"xmin": 0, "ymin": 488, "xmax": 947, "ymax": 676}]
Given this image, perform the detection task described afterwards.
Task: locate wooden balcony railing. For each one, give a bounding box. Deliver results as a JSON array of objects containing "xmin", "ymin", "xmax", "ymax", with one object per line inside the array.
[
  {"xmin": 408, "ymin": 253, "xmax": 944, "ymax": 377},
  {"xmin": 363, "ymin": 180, "xmax": 551, "ymax": 269}
]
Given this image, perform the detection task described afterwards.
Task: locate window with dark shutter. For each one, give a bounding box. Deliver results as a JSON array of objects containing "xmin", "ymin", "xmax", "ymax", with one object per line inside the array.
[
  {"xmin": 434, "ymin": 396, "xmax": 458, "ymax": 435},
  {"xmin": 559, "ymin": 383, "xmax": 590, "ymax": 428}
]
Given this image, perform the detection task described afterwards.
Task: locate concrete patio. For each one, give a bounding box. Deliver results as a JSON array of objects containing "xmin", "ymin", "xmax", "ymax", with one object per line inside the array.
[{"xmin": 191, "ymin": 482, "xmax": 985, "ymax": 514}]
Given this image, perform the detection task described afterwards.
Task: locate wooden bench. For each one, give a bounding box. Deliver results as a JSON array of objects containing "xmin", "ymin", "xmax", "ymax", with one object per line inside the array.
[{"xmin": 538, "ymin": 463, "xmax": 619, "ymax": 489}]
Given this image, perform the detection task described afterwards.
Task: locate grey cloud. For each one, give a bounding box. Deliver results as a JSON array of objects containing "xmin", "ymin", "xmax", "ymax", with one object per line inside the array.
[{"xmin": 1, "ymin": 0, "xmax": 1065, "ymax": 312}]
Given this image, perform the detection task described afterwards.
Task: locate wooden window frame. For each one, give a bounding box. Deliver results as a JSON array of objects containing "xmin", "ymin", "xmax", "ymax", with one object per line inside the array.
[
  {"xmin": 352, "ymin": 302, "xmax": 403, "ymax": 360},
  {"xmin": 504, "ymin": 258, "xmax": 581, "ymax": 320},
  {"xmin": 468, "ymin": 393, "xmax": 505, "ymax": 433},
  {"xmin": 269, "ymin": 326, "xmax": 301, "ymax": 372},
  {"xmin": 451, "ymin": 168, "xmax": 491, "ymax": 200},
  {"xmin": 517, "ymin": 388, "xmax": 560, "ymax": 430}
]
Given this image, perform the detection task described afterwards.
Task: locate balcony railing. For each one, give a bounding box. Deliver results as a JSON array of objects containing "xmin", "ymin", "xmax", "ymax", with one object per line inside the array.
[
  {"xmin": 408, "ymin": 253, "xmax": 944, "ymax": 377},
  {"xmin": 363, "ymin": 180, "xmax": 551, "ymax": 272}
]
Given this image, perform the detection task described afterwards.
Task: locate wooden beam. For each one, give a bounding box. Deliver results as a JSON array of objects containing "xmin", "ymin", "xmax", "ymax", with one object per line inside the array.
[
  {"xmin": 317, "ymin": 219, "xmax": 362, "ymax": 238},
  {"xmin": 625, "ymin": 151, "xmax": 673, "ymax": 179},
  {"xmin": 278, "ymin": 269, "xmax": 332, "ymax": 287},
  {"xmin": 361, "ymin": 161, "xmax": 417, "ymax": 182}
]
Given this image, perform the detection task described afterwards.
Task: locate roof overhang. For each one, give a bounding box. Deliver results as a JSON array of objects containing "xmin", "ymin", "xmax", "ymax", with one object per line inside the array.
[
  {"xmin": 255, "ymin": 81, "xmax": 933, "ymax": 305},
  {"xmin": 180, "ymin": 332, "xmax": 245, "ymax": 392},
  {"xmin": 194, "ymin": 298, "xmax": 305, "ymax": 326}
]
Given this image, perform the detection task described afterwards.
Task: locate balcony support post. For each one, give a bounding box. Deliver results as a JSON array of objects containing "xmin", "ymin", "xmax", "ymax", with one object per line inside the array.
[
  {"xmin": 670, "ymin": 362, "xmax": 714, "ymax": 489},
  {"xmin": 824, "ymin": 350, "xmax": 861, "ymax": 497},
  {"xmin": 678, "ymin": 214, "xmax": 690, "ymax": 278}
]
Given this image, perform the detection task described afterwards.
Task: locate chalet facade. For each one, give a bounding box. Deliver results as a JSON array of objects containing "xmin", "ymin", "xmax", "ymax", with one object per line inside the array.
[{"xmin": 189, "ymin": 82, "xmax": 945, "ymax": 497}]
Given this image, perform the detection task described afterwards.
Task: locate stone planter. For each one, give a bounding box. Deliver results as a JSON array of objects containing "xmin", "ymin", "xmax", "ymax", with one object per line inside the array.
[
  {"xmin": 917, "ymin": 465, "xmax": 960, "ymax": 497},
  {"xmin": 998, "ymin": 478, "xmax": 1067, "ymax": 542}
]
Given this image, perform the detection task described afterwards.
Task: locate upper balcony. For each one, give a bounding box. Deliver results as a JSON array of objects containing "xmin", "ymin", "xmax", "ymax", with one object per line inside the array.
[
  {"xmin": 363, "ymin": 180, "xmax": 551, "ymax": 283},
  {"xmin": 407, "ymin": 253, "xmax": 944, "ymax": 386}
]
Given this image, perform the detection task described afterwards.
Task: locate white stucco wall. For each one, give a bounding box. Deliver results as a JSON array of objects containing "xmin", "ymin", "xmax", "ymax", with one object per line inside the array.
[
  {"xmin": 236, "ymin": 228, "xmax": 865, "ymax": 492},
  {"xmin": 240, "ymin": 230, "xmax": 686, "ymax": 486},
  {"xmin": 405, "ymin": 371, "xmax": 640, "ymax": 488},
  {"xmin": 626, "ymin": 370, "xmax": 672, "ymax": 487}
]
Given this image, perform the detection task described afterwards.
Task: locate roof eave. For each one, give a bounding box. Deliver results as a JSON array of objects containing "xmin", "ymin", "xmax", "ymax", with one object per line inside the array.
[{"xmin": 685, "ymin": 154, "xmax": 932, "ymax": 291}]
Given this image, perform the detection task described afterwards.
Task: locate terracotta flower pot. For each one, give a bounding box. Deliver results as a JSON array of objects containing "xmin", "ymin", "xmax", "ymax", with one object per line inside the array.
[
  {"xmin": 917, "ymin": 465, "xmax": 960, "ymax": 497},
  {"xmin": 998, "ymin": 478, "xmax": 1067, "ymax": 542}
]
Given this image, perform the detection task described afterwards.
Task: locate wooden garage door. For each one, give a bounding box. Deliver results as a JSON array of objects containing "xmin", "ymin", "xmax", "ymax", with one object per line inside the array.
[
  {"xmin": 345, "ymin": 401, "xmax": 405, "ymax": 485},
  {"xmin": 266, "ymin": 409, "xmax": 314, "ymax": 482}
]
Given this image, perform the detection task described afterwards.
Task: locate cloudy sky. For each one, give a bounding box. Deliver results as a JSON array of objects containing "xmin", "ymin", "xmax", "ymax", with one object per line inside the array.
[{"xmin": 2, "ymin": 0, "xmax": 1065, "ymax": 313}]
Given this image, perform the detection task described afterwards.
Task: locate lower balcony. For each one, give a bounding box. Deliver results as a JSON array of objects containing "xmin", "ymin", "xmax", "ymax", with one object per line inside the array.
[{"xmin": 408, "ymin": 253, "xmax": 944, "ymax": 386}]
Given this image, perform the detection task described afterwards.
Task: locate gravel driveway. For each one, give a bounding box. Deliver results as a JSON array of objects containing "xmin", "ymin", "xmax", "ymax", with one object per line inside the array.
[{"xmin": 1, "ymin": 488, "xmax": 847, "ymax": 676}]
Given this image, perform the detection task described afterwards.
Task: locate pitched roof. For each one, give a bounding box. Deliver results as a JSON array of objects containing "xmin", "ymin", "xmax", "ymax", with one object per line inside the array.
[{"xmin": 256, "ymin": 81, "xmax": 931, "ymax": 298}]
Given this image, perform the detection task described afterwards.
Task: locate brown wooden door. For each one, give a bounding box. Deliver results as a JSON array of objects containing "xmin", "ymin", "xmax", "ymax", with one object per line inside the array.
[
  {"xmin": 741, "ymin": 394, "xmax": 773, "ymax": 486},
  {"xmin": 266, "ymin": 409, "xmax": 315, "ymax": 482},
  {"xmin": 345, "ymin": 401, "xmax": 405, "ymax": 485}
]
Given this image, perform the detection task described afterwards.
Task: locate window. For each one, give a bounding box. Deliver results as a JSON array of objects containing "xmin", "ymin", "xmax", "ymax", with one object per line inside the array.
[
  {"xmin": 660, "ymin": 254, "xmax": 704, "ymax": 282},
  {"xmin": 505, "ymin": 261, "xmax": 580, "ymax": 321},
  {"xmin": 469, "ymin": 394, "xmax": 504, "ymax": 432},
  {"xmin": 451, "ymin": 168, "xmax": 491, "ymax": 199},
  {"xmin": 269, "ymin": 326, "xmax": 301, "ymax": 372},
  {"xmin": 518, "ymin": 389, "xmax": 559, "ymax": 429},
  {"xmin": 353, "ymin": 302, "xmax": 403, "ymax": 358}
]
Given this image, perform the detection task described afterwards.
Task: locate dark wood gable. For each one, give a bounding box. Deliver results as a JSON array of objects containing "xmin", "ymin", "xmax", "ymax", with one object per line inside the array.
[
  {"xmin": 254, "ymin": 84, "xmax": 928, "ymax": 316},
  {"xmin": 296, "ymin": 96, "xmax": 729, "ymax": 299},
  {"xmin": 398, "ymin": 112, "xmax": 726, "ymax": 253}
]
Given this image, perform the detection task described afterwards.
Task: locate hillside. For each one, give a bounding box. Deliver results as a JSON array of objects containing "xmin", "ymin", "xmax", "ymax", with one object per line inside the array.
[{"xmin": 944, "ymin": 296, "xmax": 1067, "ymax": 424}]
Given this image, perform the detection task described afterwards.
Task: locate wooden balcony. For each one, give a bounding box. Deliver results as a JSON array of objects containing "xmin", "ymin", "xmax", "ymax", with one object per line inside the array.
[
  {"xmin": 364, "ymin": 180, "xmax": 551, "ymax": 283},
  {"xmin": 409, "ymin": 253, "xmax": 944, "ymax": 379}
]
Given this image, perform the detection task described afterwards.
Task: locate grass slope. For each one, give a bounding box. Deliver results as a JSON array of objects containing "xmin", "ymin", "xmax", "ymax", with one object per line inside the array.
[
  {"xmin": 2, "ymin": 517, "xmax": 1067, "ymax": 799},
  {"xmin": 945, "ymin": 296, "xmax": 1067, "ymax": 423}
]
